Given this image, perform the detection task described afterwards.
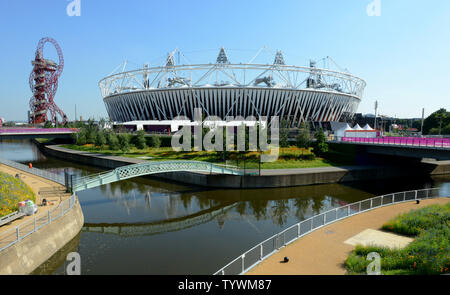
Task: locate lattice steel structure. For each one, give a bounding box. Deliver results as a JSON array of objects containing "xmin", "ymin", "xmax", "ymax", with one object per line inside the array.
[
  {"xmin": 72, "ymin": 160, "xmax": 241, "ymax": 192},
  {"xmin": 99, "ymin": 49, "xmax": 366, "ymax": 127},
  {"xmin": 29, "ymin": 37, "xmax": 68, "ymax": 125}
]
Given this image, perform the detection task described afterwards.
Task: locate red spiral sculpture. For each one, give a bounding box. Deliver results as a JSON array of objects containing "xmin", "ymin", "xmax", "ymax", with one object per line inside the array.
[{"xmin": 29, "ymin": 37, "xmax": 67, "ymax": 124}]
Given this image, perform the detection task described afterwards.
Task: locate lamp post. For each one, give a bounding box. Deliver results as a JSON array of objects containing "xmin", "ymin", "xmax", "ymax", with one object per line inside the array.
[
  {"xmin": 421, "ymin": 108, "xmax": 425, "ymax": 137},
  {"xmin": 374, "ymin": 100, "xmax": 378, "ymax": 129}
]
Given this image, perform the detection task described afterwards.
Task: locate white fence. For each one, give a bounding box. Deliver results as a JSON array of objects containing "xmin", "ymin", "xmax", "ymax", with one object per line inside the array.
[
  {"xmin": 0, "ymin": 157, "xmax": 65, "ymax": 185},
  {"xmin": 0, "ymin": 194, "xmax": 77, "ymax": 252},
  {"xmin": 214, "ymin": 187, "xmax": 448, "ymax": 275},
  {"xmin": 0, "ymin": 157, "xmax": 75, "ymax": 252}
]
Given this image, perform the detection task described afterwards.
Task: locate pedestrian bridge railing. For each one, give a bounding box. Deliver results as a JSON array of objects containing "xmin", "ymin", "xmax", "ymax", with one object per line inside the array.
[
  {"xmin": 0, "ymin": 128, "xmax": 77, "ymax": 135},
  {"xmin": 71, "ymin": 160, "xmax": 242, "ymax": 192},
  {"xmin": 332, "ymin": 136, "xmax": 450, "ymax": 149},
  {"xmin": 0, "ymin": 193, "xmax": 77, "ymax": 252},
  {"xmin": 214, "ymin": 187, "xmax": 448, "ymax": 275}
]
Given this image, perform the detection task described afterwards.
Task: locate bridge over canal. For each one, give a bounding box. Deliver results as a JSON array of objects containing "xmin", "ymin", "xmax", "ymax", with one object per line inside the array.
[
  {"xmin": 330, "ymin": 137, "xmax": 450, "ymax": 160},
  {"xmin": 71, "ymin": 161, "xmax": 242, "ymax": 192},
  {"xmin": 0, "ymin": 128, "xmax": 77, "ymax": 140}
]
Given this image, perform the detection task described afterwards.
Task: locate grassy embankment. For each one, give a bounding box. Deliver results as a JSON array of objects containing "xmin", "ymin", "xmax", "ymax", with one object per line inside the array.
[
  {"xmin": 345, "ymin": 202, "xmax": 450, "ymax": 275},
  {"xmin": 0, "ymin": 171, "xmax": 36, "ymax": 217},
  {"xmin": 61, "ymin": 144, "xmax": 354, "ymax": 169}
]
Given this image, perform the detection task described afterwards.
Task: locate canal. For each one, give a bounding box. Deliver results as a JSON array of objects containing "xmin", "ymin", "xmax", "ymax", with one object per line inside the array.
[{"xmin": 1, "ymin": 139, "xmax": 449, "ymax": 275}]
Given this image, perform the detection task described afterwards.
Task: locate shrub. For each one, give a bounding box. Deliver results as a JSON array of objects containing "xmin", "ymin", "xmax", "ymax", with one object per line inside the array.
[
  {"xmin": 149, "ymin": 136, "xmax": 162, "ymax": 148},
  {"xmin": 345, "ymin": 252, "xmax": 369, "ymax": 274},
  {"xmin": 279, "ymin": 120, "xmax": 290, "ymax": 148},
  {"xmin": 312, "ymin": 128, "xmax": 328, "ymax": 157},
  {"xmin": 76, "ymin": 131, "xmax": 87, "ymax": 146},
  {"xmin": 296, "ymin": 122, "xmax": 311, "ymax": 151},
  {"xmin": 382, "ymin": 203, "xmax": 450, "ymax": 236},
  {"xmin": 0, "ymin": 172, "xmax": 36, "ymax": 217},
  {"xmin": 95, "ymin": 130, "xmax": 107, "ymax": 148},
  {"xmin": 118, "ymin": 133, "xmax": 131, "ymax": 152},
  {"xmin": 345, "ymin": 203, "xmax": 450, "ymax": 275},
  {"xmin": 85, "ymin": 119, "xmax": 97, "ymax": 144},
  {"xmin": 106, "ymin": 132, "xmax": 120, "ymax": 151},
  {"xmin": 135, "ymin": 130, "xmax": 147, "ymax": 149},
  {"xmin": 279, "ymin": 148, "xmax": 314, "ymax": 160}
]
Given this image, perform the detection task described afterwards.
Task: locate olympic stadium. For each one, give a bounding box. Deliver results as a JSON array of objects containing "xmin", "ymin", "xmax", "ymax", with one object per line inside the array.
[{"xmin": 99, "ymin": 48, "xmax": 366, "ymax": 128}]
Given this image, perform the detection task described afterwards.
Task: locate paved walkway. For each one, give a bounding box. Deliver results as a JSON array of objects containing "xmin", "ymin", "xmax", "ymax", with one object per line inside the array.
[
  {"xmin": 0, "ymin": 164, "xmax": 70, "ymax": 236},
  {"xmin": 248, "ymin": 198, "xmax": 450, "ymax": 275}
]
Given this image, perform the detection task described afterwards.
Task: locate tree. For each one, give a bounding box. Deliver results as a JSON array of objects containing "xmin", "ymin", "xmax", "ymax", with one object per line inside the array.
[
  {"xmin": 423, "ymin": 108, "xmax": 450, "ymax": 135},
  {"xmin": 118, "ymin": 133, "xmax": 131, "ymax": 152},
  {"xmin": 442, "ymin": 124, "xmax": 450, "ymax": 135},
  {"xmin": 106, "ymin": 131, "xmax": 120, "ymax": 151},
  {"xmin": 429, "ymin": 128, "xmax": 440, "ymax": 135},
  {"xmin": 75, "ymin": 131, "xmax": 87, "ymax": 146},
  {"xmin": 296, "ymin": 122, "xmax": 311, "ymax": 154},
  {"xmin": 44, "ymin": 121, "xmax": 53, "ymax": 128},
  {"xmin": 149, "ymin": 136, "xmax": 161, "ymax": 148},
  {"xmin": 98, "ymin": 118, "xmax": 106, "ymax": 130},
  {"xmin": 312, "ymin": 128, "xmax": 328, "ymax": 157},
  {"xmin": 279, "ymin": 119, "xmax": 290, "ymax": 148},
  {"xmin": 135, "ymin": 130, "xmax": 147, "ymax": 149},
  {"xmin": 85, "ymin": 119, "xmax": 97, "ymax": 144},
  {"xmin": 95, "ymin": 130, "xmax": 107, "ymax": 148}
]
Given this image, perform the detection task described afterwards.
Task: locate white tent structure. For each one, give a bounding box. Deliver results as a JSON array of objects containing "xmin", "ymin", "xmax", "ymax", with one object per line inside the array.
[
  {"xmin": 346, "ymin": 124, "xmax": 377, "ymax": 138},
  {"xmin": 363, "ymin": 124, "xmax": 374, "ymax": 130},
  {"xmin": 335, "ymin": 123, "xmax": 353, "ymax": 138},
  {"xmin": 353, "ymin": 124, "xmax": 363, "ymax": 130},
  {"xmin": 333, "ymin": 122, "xmax": 379, "ymax": 140}
]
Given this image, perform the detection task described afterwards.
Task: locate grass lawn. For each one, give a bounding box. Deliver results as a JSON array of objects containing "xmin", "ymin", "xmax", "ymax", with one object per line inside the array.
[
  {"xmin": 345, "ymin": 202, "xmax": 450, "ymax": 275},
  {"xmin": 0, "ymin": 172, "xmax": 36, "ymax": 217},
  {"xmin": 34, "ymin": 138, "xmax": 52, "ymax": 144},
  {"xmin": 62, "ymin": 144, "xmax": 353, "ymax": 169}
]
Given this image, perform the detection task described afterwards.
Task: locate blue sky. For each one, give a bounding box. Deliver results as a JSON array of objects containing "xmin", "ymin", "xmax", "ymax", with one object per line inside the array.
[{"xmin": 0, "ymin": 0, "xmax": 449, "ymax": 121}]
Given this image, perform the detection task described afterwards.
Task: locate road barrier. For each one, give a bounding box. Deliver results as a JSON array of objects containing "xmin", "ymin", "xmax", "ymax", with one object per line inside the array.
[{"xmin": 335, "ymin": 136, "xmax": 450, "ymax": 148}]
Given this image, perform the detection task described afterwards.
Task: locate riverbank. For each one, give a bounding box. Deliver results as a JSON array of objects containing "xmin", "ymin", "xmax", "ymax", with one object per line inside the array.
[
  {"xmin": 36, "ymin": 141, "xmax": 450, "ymax": 189},
  {"xmin": 247, "ymin": 197, "xmax": 450, "ymax": 275},
  {"xmin": 61, "ymin": 143, "xmax": 351, "ymax": 170},
  {"xmin": 0, "ymin": 164, "xmax": 84, "ymax": 275}
]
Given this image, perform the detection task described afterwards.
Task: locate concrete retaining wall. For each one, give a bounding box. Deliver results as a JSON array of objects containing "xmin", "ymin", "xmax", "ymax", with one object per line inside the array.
[
  {"xmin": 0, "ymin": 200, "xmax": 84, "ymax": 275},
  {"xmin": 153, "ymin": 164, "xmax": 446, "ymax": 189},
  {"xmin": 35, "ymin": 142, "xmax": 450, "ymax": 189}
]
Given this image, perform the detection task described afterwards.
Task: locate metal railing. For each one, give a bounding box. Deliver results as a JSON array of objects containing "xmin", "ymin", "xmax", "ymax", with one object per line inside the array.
[
  {"xmin": 0, "ymin": 157, "xmax": 65, "ymax": 185},
  {"xmin": 332, "ymin": 136, "xmax": 450, "ymax": 149},
  {"xmin": 71, "ymin": 160, "xmax": 244, "ymax": 192},
  {"xmin": 0, "ymin": 128, "xmax": 77, "ymax": 134},
  {"xmin": 214, "ymin": 187, "xmax": 448, "ymax": 275},
  {"xmin": 0, "ymin": 193, "xmax": 78, "ymax": 252}
]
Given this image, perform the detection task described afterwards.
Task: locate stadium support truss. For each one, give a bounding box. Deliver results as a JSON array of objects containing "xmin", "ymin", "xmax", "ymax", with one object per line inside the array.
[{"xmin": 99, "ymin": 48, "xmax": 366, "ymax": 127}]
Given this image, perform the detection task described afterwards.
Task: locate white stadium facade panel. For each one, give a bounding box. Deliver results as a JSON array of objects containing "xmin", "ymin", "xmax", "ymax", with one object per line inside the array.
[
  {"xmin": 104, "ymin": 88, "xmax": 360, "ymax": 127},
  {"xmin": 99, "ymin": 49, "xmax": 366, "ymax": 127}
]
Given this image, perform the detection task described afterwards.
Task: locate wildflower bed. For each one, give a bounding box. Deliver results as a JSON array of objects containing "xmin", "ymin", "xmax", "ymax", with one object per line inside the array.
[
  {"xmin": 0, "ymin": 171, "xmax": 36, "ymax": 217},
  {"xmin": 345, "ymin": 202, "xmax": 450, "ymax": 275}
]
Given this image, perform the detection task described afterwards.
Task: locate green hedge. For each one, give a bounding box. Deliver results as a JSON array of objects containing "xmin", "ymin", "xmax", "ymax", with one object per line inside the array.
[{"xmin": 145, "ymin": 135, "xmax": 172, "ymax": 148}]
